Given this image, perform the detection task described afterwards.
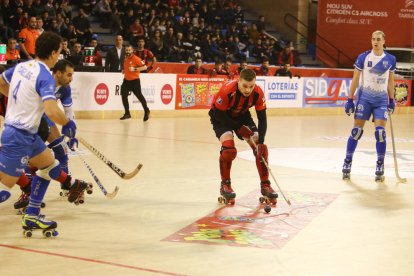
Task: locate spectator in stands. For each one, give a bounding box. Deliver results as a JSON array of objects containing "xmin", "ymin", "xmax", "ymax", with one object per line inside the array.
[
  {"xmin": 36, "ymin": 17, "xmax": 44, "ymax": 34},
  {"xmin": 105, "ymin": 35, "xmax": 125, "ymax": 72},
  {"xmin": 247, "ymin": 23, "xmax": 260, "ymax": 43},
  {"xmin": 222, "ymin": 57, "xmax": 234, "ymax": 77},
  {"xmin": 73, "ymin": 8, "xmax": 92, "ymax": 45},
  {"xmin": 18, "ymin": 10, "xmax": 30, "ymax": 30},
  {"xmin": 18, "ymin": 16, "xmax": 39, "ymax": 59},
  {"xmin": 135, "ymin": 38, "xmax": 156, "ymax": 73},
  {"xmin": 210, "ymin": 59, "xmax": 228, "ymax": 76},
  {"xmin": 61, "ymin": 23, "xmax": 78, "ymax": 47},
  {"xmin": 61, "ymin": 38, "xmax": 71, "ymax": 60},
  {"xmin": 129, "ymin": 19, "xmax": 145, "ymax": 46},
  {"xmin": 187, "ymin": 57, "xmax": 208, "ymax": 74},
  {"xmin": 0, "ymin": 24, "xmax": 15, "ymax": 44},
  {"xmin": 55, "ymin": 13, "xmax": 68, "ymax": 34},
  {"xmin": 32, "ymin": 0, "xmax": 44, "ymax": 17},
  {"xmin": 149, "ymin": 29, "xmax": 166, "ymax": 61},
  {"xmin": 252, "ymin": 38, "xmax": 267, "ymax": 60},
  {"xmin": 255, "ymin": 56, "xmax": 271, "ymax": 76},
  {"xmin": 234, "ymin": 5, "xmax": 244, "ymax": 27},
  {"xmin": 275, "ymin": 63, "xmax": 293, "ymax": 78},
  {"xmin": 1, "ymin": 0, "xmax": 15, "ymax": 27},
  {"xmin": 278, "ymin": 45, "xmax": 294, "ymax": 66},
  {"xmin": 68, "ymin": 42, "xmax": 83, "ymax": 66},
  {"xmin": 257, "ymin": 15, "xmax": 266, "ymax": 32},
  {"xmin": 95, "ymin": 0, "xmax": 112, "ymax": 28},
  {"xmin": 236, "ymin": 59, "xmax": 248, "ymax": 75},
  {"xmin": 5, "ymin": 38, "xmax": 20, "ymax": 64},
  {"xmin": 89, "ymin": 36, "xmax": 103, "ymax": 66}
]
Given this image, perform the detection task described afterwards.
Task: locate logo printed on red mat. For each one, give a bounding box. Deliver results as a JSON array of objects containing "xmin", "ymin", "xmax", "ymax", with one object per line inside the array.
[
  {"xmin": 160, "ymin": 84, "xmax": 173, "ymax": 105},
  {"xmin": 94, "ymin": 83, "xmax": 109, "ymax": 105}
]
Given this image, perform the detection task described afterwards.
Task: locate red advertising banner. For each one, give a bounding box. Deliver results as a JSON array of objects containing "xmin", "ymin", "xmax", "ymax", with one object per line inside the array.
[
  {"xmin": 175, "ymin": 74, "xmax": 229, "ymax": 109},
  {"xmin": 395, "ymin": 79, "xmax": 412, "ymax": 106},
  {"xmin": 317, "ymin": 0, "xmax": 414, "ymax": 67}
]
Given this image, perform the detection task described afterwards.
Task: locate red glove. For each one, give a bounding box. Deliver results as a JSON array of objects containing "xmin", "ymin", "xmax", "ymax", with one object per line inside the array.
[
  {"xmin": 256, "ymin": 143, "xmax": 268, "ymax": 160},
  {"xmin": 236, "ymin": 125, "xmax": 253, "ymax": 139}
]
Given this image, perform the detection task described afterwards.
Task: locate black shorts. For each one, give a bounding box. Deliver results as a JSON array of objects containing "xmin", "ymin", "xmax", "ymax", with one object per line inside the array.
[{"xmin": 208, "ymin": 109, "xmax": 258, "ymax": 140}]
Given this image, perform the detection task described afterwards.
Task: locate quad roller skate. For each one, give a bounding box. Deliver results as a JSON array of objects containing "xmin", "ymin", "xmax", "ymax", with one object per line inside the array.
[
  {"xmin": 218, "ymin": 180, "xmax": 236, "ymax": 205},
  {"xmin": 14, "ymin": 192, "xmax": 46, "ymax": 215},
  {"xmin": 76, "ymin": 183, "xmax": 93, "ymax": 205},
  {"xmin": 68, "ymin": 180, "xmax": 89, "ymax": 204},
  {"xmin": 375, "ymin": 161, "xmax": 385, "ymax": 182},
  {"xmin": 259, "ymin": 180, "xmax": 278, "ymax": 207},
  {"xmin": 342, "ymin": 159, "xmax": 352, "ymax": 180},
  {"xmin": 22, "ymin": 214, "xmax": 58, "ymax": 238}
]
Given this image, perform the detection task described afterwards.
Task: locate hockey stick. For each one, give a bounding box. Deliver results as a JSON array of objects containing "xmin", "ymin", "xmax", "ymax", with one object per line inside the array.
[
  {"xmin": 76, "ymin": 151, "xmax": 119, "ymax": 199},
  {"xmin": 78, "ymin": 137, "xmax": 143, "ymax": 180},
  {"xmin": 249, "ymin": 139, "xmax": 292, "ymax": 206},
  {"xmin": 388, "ymin": 114, "xmax": 407, "ymax": 183}
]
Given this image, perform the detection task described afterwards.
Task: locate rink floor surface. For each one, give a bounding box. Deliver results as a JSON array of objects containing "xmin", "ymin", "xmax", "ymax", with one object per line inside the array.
[{"xmin": 1, "ymin": 113, "xmax": 414, "ymax": 276}]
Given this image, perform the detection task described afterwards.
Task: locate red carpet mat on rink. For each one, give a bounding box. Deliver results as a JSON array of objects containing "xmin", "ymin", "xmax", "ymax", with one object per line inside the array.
[{"xmin": 163, "ymin": 190, "xmax": 338, "ymax": 249}]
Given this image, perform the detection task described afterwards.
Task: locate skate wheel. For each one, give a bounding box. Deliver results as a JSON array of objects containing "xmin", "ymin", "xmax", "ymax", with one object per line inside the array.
[
  {"xmin": 264, "ymin": 205, "xmax": 271, "ymax": 213},
  {"xmin": 342, "ymin": 173, "xmax": 350, "ymax": 180},
  {"xmin": 40, "ymin": 202, "xmax": 46, "ymax": 208},
  {"xmin": 23, "ymin": 230, "xmax": 32, "ymax": 238},
  {"xmin": 79, "ymin": 199, "xmax": 84, "ymax": 204},
  {"xmin": 223, "ymin": 198, "xmax": 228, "ymax": 204},
  {"xmin": 87, "ymin": 190, "xmax": 93, "ymax": 195},
  {"xmin": 52, "ymin": 230, "xmax": 59, "ymax": 237},
  {"xmin": 43, "ymin": 230, "xmax": 52, "ymax": 238},
  {"xmin": 218, "ymin": 197, "xmax": 223, "ymax": 204},
  {"xmin": 59, "ymin": 192, "xmax": 64, "ymax": 196},
  {"xmin": 259, "ymin": 197, "xmax": 265, "ymax": 203}
]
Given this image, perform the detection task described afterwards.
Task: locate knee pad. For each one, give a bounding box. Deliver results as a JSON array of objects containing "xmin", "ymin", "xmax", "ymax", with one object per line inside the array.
[
  {"xmin": 37, "ymin": 160, "xmax": 61, "ymax": 180},
  {"xmin": 375, "ymin": 126, "xmax": 386, "ymax": 142},
  {"xmin": 350, "ymin": 127, "xmax": 364, "ymax": 140},
  {"xmin": 48, "ymin": 136, "xmax": 69, "ymax": 165},
  {"xmin": 220, "ymin": 142, "xmax": 237, "ymax": 162}
]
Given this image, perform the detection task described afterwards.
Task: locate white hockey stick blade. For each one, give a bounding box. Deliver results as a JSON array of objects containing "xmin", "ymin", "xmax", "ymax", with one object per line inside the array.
[
  {"xmin": 122, "ymin": 164, "xmax": 143, "ymax": 180},
  {"xmin": 106, "ymin": 186, "xmax": 119, "ymax": 199}
]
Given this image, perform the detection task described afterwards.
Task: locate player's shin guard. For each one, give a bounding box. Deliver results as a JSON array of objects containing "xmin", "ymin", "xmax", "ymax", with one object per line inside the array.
[
  {"xmin": 375, "ymin": 126, "xmax": 386, "ymax": 163},
  {"xmin": 26, "ymin": 176, "xmax": 50, "ymax": 216},
  {"xmin": 48, "ymin": 136, "xmax": 69, "ymax": 174},
  {"xmin": 219, "ymin": 140, "xmax": 237, "ymax": 181},
  {"xmin": 345, "ymin": 127, "xmax": 364, "ymax": 161},
  {"xmin": 254, "ymin": 150, "xmax": 269, "ymax": 182}
]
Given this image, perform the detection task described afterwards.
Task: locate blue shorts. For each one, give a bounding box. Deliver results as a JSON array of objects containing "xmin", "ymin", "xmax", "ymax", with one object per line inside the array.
[
  {"xmin": 354, "ymin": 98, "xmax": 389, "ymax": 121},
  {"xmin": 0, "ymin": 125, "xmax": 47, "ymax": 177}
]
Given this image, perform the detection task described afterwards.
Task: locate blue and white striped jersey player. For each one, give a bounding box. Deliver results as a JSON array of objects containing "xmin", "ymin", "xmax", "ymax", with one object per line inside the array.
[
  {"xmin": 44, "ymin": 59, "xmax": 93, "ymax": 196},
  {"xmin": 0, "ymin": 32, "xmax": 88, "ymax": 235},
  {"xmin": 342, "ymin": 30, "xmax": 396, "ymax": 182}
]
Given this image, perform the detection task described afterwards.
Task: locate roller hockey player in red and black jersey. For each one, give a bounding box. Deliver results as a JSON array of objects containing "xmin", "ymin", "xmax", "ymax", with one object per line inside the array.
[{"xmin": 208, "ymin": 68, "xmax": 278, "ymax": 205}]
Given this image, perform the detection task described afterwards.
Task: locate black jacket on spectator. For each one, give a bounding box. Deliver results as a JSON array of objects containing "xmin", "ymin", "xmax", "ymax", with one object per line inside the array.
[{"xmin": 105, "ymin": 46, "xmax": 125, "ymax": 72}]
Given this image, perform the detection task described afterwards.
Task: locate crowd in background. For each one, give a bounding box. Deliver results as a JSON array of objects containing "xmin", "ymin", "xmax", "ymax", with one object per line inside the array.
[{"xmin": 1, "ymin": 0, "xmax": 302, "ymax": 75}]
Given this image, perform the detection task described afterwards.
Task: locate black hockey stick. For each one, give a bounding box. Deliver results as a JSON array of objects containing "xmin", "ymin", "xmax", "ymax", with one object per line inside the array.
[
  {"xmin": 78, "ymin": 137, "xmax": 143, "ymax": 180},
  {"xmin": 76, "ymin": 151, "xmax": 119, "ymax": 199}
]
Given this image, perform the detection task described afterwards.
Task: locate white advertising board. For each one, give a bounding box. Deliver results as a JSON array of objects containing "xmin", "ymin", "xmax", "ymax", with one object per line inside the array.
[
  {"xmin": 70, "ymin": 73, "xmax": 176, "ymax": 111},
  {"xmin": 256, "ymin": 76, "xmax": 303, "ymax": 108}
]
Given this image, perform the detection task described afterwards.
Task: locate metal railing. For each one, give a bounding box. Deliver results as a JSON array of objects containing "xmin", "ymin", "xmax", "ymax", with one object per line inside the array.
[{"xmin": 284, "ymin": 13, "xmax": 354, "ymax": 68}]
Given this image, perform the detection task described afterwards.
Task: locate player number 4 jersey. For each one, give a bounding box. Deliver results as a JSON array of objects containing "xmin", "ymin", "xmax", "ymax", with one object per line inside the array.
[
  {"xmin": 355, "ymin": 50, "xmax": 396, "ymax": 101},
  {"xmin": 1, "ymin": 60, "xmax": 56, "ymax": 134}
]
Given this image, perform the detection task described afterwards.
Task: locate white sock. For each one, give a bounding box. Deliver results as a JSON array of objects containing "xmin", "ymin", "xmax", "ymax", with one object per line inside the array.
[{"xmin": 0, "ymin": 183, "xmax": 11, "ymax": 191}]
